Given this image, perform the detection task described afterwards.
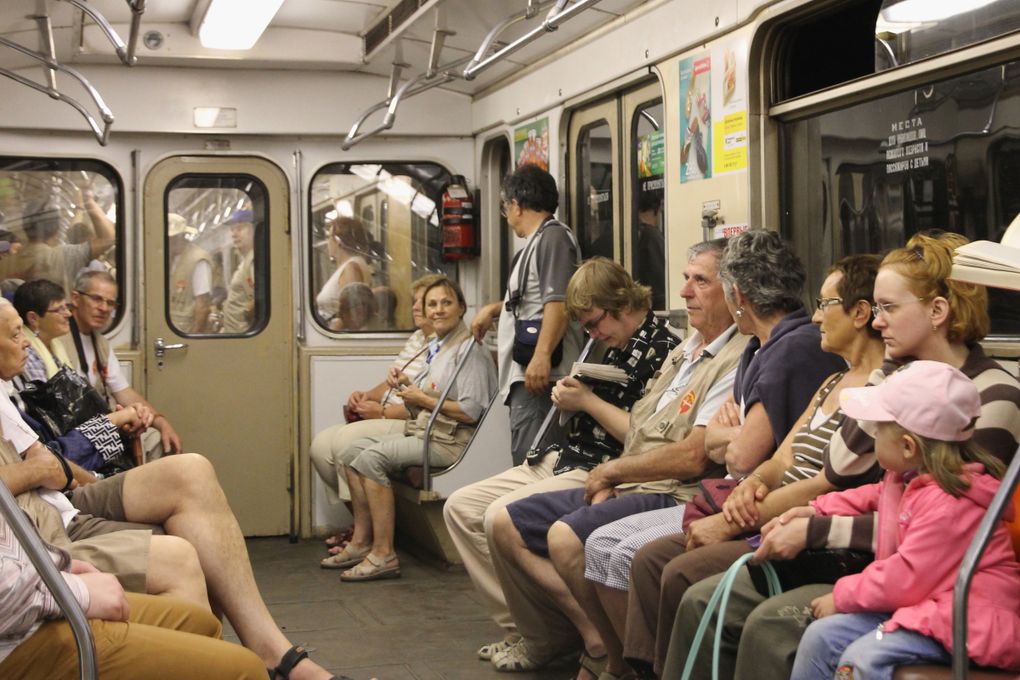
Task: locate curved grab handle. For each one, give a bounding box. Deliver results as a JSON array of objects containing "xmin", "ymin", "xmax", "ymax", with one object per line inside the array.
[
  {"xmin": 62, "ymin": 0, "xmax": 134, "ymax": 65},
  {"xmin": 341, "ymin": 55, "xmax": 471, "ymax": 151},
  {"xmin": 0, "ymin": 64, "xmax": 112, "ymax": 145},
  {"xmin": 420, "ymin": 337, "xmax": 480, "ymax": 492},
  {"xmin": 463, "ymin": 0, "xmax": 603, "ymax": 80}
]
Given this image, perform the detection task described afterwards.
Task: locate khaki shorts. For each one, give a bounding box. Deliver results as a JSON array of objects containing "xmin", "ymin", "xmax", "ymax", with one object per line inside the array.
[{"xmin": 65, "ymin": 473, "xmax": 162, "ymax": 593}]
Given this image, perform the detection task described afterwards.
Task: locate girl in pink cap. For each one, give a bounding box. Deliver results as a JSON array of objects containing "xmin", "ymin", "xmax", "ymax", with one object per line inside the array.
[{"xmin": 790, "ymin": 360, "xmax": 1020, "ymax": 679}]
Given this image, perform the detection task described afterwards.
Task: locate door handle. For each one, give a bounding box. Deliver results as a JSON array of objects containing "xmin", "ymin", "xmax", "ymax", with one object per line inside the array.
[{"xmin": 154, "ymin": 337, "xmax": 188, "ymax": 358}]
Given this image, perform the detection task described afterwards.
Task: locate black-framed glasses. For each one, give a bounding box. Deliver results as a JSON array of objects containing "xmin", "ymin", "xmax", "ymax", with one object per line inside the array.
[
  {"xmin": 75, "ymin": 290, "xmax": 119, "ymax": 310},
  {"xmin": 871, "ymin": 297, "xmax": 928, "ymax": 318},
  {"xmin": 582, "ymin": 308, "xmax": 609, "ymax": 333},
  {"xmin": 815, "ymin": 296, "xmax": 843, "ymax": 310},
  {"xmin": 499, "ymin": 198, "xmax": 514, "ymax": 219}
]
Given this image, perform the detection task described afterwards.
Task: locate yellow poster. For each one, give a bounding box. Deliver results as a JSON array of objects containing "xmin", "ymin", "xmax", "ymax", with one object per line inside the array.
[{"xmin": 713, "ymin": 111, "xmax": 748, "ymax": 174}]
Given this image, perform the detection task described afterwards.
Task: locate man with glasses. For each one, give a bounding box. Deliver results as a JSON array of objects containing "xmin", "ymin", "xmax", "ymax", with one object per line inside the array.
[{"xmin": 59, "ymin": 270, "xmax": 182, "ymax": 459}]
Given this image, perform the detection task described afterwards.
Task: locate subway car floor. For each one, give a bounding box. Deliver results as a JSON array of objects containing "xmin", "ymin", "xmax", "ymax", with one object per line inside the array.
[{"xmin": 228, "ymin": 537, "xmax": 571, "ymax": 680}]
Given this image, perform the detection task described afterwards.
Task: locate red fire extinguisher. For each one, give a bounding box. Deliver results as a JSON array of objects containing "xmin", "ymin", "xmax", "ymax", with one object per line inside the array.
[{"xmin": 441, "ymin": 175, "xmax": 477, "ymax": 261}]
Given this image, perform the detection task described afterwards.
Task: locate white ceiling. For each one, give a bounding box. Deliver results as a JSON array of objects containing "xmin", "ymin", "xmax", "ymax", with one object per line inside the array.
[{"xmin": 0, "ymin": 0, "xmax": 647, "ymax": 95}]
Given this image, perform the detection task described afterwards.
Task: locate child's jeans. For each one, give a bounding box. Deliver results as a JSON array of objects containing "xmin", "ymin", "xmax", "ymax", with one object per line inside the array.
[{"xmin": 791, "ymin": 612, "xmax": 951, "ymax": 680}]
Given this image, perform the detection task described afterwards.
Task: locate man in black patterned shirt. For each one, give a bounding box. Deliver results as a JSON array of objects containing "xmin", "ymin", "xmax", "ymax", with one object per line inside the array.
[{"xmin": 445, "ymin": 257, "xmax": 679, "ymax": 660}]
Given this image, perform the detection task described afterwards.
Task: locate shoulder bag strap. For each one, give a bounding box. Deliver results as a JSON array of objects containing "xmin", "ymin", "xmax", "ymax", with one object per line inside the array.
[{"xmin": 68, "ymin": 317, "xmax": 90, "ymax": 374}]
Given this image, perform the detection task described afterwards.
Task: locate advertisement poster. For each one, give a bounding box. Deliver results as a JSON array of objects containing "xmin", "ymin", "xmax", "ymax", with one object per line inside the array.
[
  {"xmin": 637, "ymin": 129, "xmax": 665, "ymax": 178},
  {"xmin": 514, "ymin": 117, "xmax": 550, "ymax": 170},
  {"xmin": 679, "ymin": 54, "xmax": 712, "ymax": 183},
  {"xmin": 712, "ymin": 41, "xmax": 749, "ymax": 176}
]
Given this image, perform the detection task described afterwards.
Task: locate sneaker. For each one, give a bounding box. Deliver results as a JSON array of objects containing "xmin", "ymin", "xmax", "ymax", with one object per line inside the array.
[
  {"xmin": 478, "ymin": 634, "xmax": 522, "ymax": 661},
  {"xmin": 491, "ymin": 639, "xmax": 558, "ymax": 672}
]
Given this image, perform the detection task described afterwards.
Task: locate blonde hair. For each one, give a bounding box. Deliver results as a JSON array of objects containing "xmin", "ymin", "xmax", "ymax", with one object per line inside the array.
[
  {"xmin": 885, "ymin": 423, "xmax": 1005, "ymax": 498},
  {"xmin": 565, "ymin": 257, "xmax": 651, "ymax": 320},
  {"xmin": 880, "ymin": 231, "xmax": 989, "ymax": 344}
]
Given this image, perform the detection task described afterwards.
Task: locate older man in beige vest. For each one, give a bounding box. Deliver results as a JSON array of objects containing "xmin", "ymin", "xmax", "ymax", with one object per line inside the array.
[
  {"xmin": 0, "ymin": 299, "xmax": 341, "ymax": 679},
  {"xmin": 483, "ymin": 239, "xmax": 748, "ymax": 675}
]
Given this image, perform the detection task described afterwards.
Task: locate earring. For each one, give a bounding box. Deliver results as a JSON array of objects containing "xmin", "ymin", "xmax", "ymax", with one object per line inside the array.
[
  {"xmin": 932, "ymin": 322, "xmax": 938, "ymax": 332},
  {"xmin": 735, "ymin": 307, "xmax": 744, "ymax": 318}
]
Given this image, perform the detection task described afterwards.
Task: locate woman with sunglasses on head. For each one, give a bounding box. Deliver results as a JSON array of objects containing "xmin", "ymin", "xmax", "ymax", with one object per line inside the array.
[{"xmin": 666, "ymin": 231, "xmax": 1020, "ymax": 680}]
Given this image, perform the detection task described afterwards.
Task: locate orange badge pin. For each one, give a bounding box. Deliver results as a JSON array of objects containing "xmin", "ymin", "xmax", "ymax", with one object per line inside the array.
[{"xmin": 678, "ymin": 390, "xmax": 697, "ymax": 414}]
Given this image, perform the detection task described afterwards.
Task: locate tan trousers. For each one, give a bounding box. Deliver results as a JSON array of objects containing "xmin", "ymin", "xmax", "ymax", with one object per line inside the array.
[
  {"xmin": 310, "ymin": 418, "xmax": 406, "ymax": 502},
  {"xmin": 442, "ymin": 453, "xmax": 588, "ymax": 632},
  {"xmin": 0, "ymin": 593, "xmax": 267, "ymax": 680}
]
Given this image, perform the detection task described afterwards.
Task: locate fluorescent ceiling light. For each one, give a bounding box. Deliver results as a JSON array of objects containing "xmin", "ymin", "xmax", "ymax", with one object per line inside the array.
[
  {"xmin": 199, "ymin": 0, "xmax": 284, "ymax": 50},
  {"xmin": 882, "ymin": 0, "xmax": 997, "ymax": 23}
]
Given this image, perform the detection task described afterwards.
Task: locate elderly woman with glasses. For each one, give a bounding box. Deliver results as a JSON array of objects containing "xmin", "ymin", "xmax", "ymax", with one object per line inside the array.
[
  {"xmin": 10, "ymin": 278, "xmax": 145, "ymax": 473},
  {"xmin": 662, "ymin": 230, "xmax": 1020, "ymax": 680}
]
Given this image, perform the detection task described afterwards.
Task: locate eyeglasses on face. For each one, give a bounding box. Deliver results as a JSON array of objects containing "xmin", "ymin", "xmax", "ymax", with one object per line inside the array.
[
  {"xmin": 815, "ymin": 296, "xmax": 843, "ymax": 311},
  {"xmin": 871, "ymin": 297, "xmax": 928, "ymax": 318},
  {"xmin": 582, "ymin": 308, "xmax": 609, "ymax": 333},
  {"xmin": 75, "ymin": 290, "xmax": 119, "ymax": 310},
  {"xmin": 45, "ymin": 303, "xmax": 70, "ymax": 315},
  {"xmin": 499, "ymin": 199, "xmax": 514, "ymax": 218}
]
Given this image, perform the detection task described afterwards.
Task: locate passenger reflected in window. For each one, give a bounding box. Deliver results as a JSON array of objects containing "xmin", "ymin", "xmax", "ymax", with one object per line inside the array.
[
  {"xmin": 333, "ymin": 282, "xmax": 377, "ymax": 332},
  {"xmin": 635, "ymin": 192, "xmax": 666, "ymax": 310},
  {"xmin": 167, "ymin": 213, "xmax": 212, "ymax": 334},
  {"xmin": 12, "ymin": 191, "xmax": 115, "ymax": 293},
  {"xmin": 316, "ymin": 216, "xmax": 373, "ymax": 328},
  {"xmin": 221, "ymin": 209, "xmax": 257, "ymax": 334}
]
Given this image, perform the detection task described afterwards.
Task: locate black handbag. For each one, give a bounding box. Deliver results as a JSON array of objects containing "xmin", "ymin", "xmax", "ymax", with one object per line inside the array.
[
  {"xmin": 18, "ymin": 365, "xmax": 112, "ymax": 441},
  {"xmin": 747, "ymin": 548, "xmax": 873, "ymax": 596},
  {"xmin": 508, "ymin": 219, "xmax": 568, "ymax": 367}
]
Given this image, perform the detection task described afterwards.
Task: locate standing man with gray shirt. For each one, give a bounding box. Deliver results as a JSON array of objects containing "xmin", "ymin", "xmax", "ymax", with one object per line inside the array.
[{"xmin": 470, "ymin": 165, "xmax": 582, "ymax": 465}]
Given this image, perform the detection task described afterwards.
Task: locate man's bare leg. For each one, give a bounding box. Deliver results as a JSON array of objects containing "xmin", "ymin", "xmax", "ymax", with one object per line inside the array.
[
  {"xmin": 594, "ymin": 583, "xmax": 630, "ymax": 643},
  {"xmin": 145, "ymin": 534, "xmax": 209, "ymax": 609},
  {"xmin": 491, "ymin": 509, "xmax": 604, "ymax": 656},
  {"xmin": 119, "ymin": 454, "xmax": 334, "ymax": 680},
  {"xmin": 548, "ymin": 521, "xmax": 628, "ymax": 678}
]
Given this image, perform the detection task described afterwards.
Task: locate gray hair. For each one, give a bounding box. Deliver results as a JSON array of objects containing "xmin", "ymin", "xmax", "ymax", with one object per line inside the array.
[
  {"xmin": 73, "ymin": 269, "xmax": 116, "ymax": 294},
  {"xmin": 687, "ymin": 238, "xmax": 728, "ymax": 262},
  {"xmin": 718, "ymin": 230, "xmax": 805, "ymax": 316}
]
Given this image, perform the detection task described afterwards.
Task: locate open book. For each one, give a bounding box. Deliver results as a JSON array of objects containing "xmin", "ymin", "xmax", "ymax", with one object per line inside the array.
[
  {"xmin": 951, "ymin": 216, "xmax": 1020, "ymax": 291},
  {"xmin": 557, "ymin": 361, "xmax": 631, "ymax": 426}
]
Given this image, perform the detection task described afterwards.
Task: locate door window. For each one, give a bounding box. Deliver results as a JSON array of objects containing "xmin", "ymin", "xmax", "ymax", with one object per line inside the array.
[
  {"xmin": 0, "ymin": 157, "xmax": 122, "ymax": 321},
  {"xmin": 309, "ymin": 162, "xmax": 454, "ymax": 333},
  {"xmin": 631, "ymin": 99, "xmax": 666, "ymax": 309},
  {"xmin": 576, "ymin": 120, "xmax": 616, "ymax": 260},
  {"xmin": 164, "ymin": 176, "xmax": 269, "ymax": 336}
]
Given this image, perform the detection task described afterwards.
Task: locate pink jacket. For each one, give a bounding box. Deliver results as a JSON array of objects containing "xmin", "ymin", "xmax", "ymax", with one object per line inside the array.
[{"xmin": 811, "ymin": 464, "xmax": 1020, "ymax": 671}]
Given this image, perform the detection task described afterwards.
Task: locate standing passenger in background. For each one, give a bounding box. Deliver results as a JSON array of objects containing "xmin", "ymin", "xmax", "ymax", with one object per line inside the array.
[
  {"xmin": 317, "ymin": 216, "xmax": 373, "ymax": 330},
  {"xmin": 59, "ymin": 270, "xmax": 182, "ymax": 458},
  {"xmin": 635, "ymin": 193, "xmax": 666, "ymax": 311},
  {"xmin": 222, "ymin": 209, "xmax": 257, "ymax": 334},
  {"xmin": 167, "ymin": 213, "xmax": 212, "ymax": 334},
  {"xmin": 470, "ymin": 164, "xmax": 582, "ymax": 465}
]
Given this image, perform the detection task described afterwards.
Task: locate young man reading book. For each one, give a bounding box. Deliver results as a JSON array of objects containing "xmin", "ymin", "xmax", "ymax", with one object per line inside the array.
[{"xmin": 443, "ymin": 256, "xmax": 680, "ymax": 660}]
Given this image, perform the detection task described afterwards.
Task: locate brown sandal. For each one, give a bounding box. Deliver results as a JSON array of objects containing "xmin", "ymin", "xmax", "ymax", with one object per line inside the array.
[{"xmin": 319, "ymin": 544, "xmax": 370, "ymax": 570}]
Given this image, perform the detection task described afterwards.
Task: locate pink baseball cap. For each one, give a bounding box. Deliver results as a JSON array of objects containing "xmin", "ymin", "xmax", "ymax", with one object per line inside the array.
[{"xmin": 839, "ymin": 360, "xmax": 981, "ymax": 441}]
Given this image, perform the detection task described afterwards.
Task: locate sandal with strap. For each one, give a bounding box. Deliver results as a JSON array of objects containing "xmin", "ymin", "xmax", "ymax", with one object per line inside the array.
[
  {"xmin": 324, "ymin": 528, "xmax": 354, "ymax": 549},
  {"xmin": 574, "ymin": 651, "xmax": 607, "ymax": 680},
  {"xmin": 478, "ymin": 634, "xmax": 522, "ymax": 660},
  {"xmin": 268, "ymin": 645, "xmax": 354, "ymax": 680},
  {"xmin": 320, "ymin": 544, "xmax": 371, "ymax": 570},
  {"xmin": 339, "ymin": 553, "xmax": 401, "ymax": 582}
]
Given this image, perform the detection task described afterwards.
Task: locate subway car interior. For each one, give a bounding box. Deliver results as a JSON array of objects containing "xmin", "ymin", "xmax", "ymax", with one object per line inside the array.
[{"xmin": 0, "ymin": 0, "xmax": 1019, "ymax": 678}]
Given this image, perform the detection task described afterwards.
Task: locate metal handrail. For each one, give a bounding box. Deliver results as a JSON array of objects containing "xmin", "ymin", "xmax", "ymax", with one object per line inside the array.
[
  {"xmin": 463, "ymin": 0, "xmax": 604, "ymax": 80},
  {"xmin": 340, "ymin": 54, "xmax": 471, "ymax": 151},
  {"xmin": 462, "ymin": 0, "xmax": 557, "ymax": 77},
  {"xmin": 62, "ymin": 0, "xmax": 148, "ymax": 66},
  {"xmin": 420, "ymin": 337, "xmax": 480, "ymax": 492},
  {"xmin": 951, "ymin": 446, "xmax": 1020, "ymax": 679},
  {"xmin": 525, "ymin": 336, "xmax": 596, "ymax": 458},
  {"xmin": 0, "ymin": 484, "xmax": 97, "ymax": 680}
]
